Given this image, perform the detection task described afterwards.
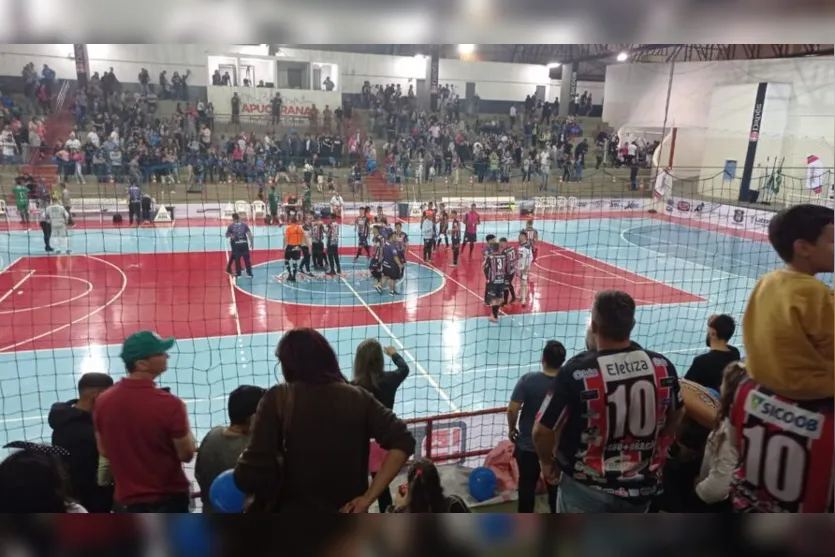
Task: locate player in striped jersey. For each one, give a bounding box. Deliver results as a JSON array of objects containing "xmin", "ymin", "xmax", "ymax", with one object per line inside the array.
[
  {"xmin": 369, "ymin": 225, "xmax": 384, "ymax": 286},
  {"xmin": 523, "ymin": 219, "xmax": 539, "ymax": 262},
  {"xmin": 435, "ymin": 203, "xmax": 449, "ymax": 248},
  {"xmin": 517, "ymin": 232, "xmax": 534, "ymax": 306},
  {"xmin": 729, "ymin": 377, "xmax": 834, "ymax": 513},
  {"xmin": 354, "ymin": 207, "xmax": 372, "ymax": 261},
  {"xmin": 483, "ymin": 235, "xmax": 507, "ymax": 323},
  {"xmin": 392, "ymin": 222, "xmax": 409, "ymax": 277},
  {"xmin": 324, "ymin": 219, "xmax": 342, "ymax": 276},
  {"xmin": 310, "ymin": 216, "xmax": 326, "ymax": 270},
  {"xmin": 499, "ymin": 237, "xmax": 518, "ymax": 305},
  {"xmin": 449, "ymin": 210, "xmax": 462, "ymax": 267},
  {"xmin": 373, "ymin": 205, "xmax": 386, "ymax": 224}
]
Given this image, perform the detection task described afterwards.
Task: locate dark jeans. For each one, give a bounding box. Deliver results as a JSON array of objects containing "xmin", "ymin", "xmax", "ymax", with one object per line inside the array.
[
  {"xmin": 227, "ymin": 243, "xmax": 253, "ymax": 276},
  {"xmin": 128, "ymin": 201, "xmax": 141, "ymax": 224},
  {"xmin": 515, "ymin": 449, "xmax": 557, "ymax": 513},
  {"xmin": 115, "ymin": 492, "xmax": 190, "ymax": 513},
  {"xmin": 40, "ymin": 220, "xmax": 51, "ymax": 248}
]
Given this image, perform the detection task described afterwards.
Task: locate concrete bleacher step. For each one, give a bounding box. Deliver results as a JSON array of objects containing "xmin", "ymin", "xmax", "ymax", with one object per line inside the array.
[{"xmin": 364, "ymin": 173, "xmax": 402, "ymax": 201}]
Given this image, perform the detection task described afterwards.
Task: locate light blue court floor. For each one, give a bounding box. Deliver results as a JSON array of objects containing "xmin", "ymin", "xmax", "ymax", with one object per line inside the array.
[{"xmin": 0, "ymin": 215, "xmax": 825, "ymax": 448}]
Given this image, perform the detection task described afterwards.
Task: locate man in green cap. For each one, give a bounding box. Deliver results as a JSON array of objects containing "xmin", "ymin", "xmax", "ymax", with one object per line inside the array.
[
  {"xmin": 93, "ymin": 331, "xmax": 196, "ymax": 512},
  {"xmin": 12, "ymin": 179, "xmax": 30, "ymax": 225}
]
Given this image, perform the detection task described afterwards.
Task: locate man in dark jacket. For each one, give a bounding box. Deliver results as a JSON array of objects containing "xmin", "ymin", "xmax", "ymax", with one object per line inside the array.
[{"xmin": 49, "ymin": 372, "xmax": 115, "ymax": 512}]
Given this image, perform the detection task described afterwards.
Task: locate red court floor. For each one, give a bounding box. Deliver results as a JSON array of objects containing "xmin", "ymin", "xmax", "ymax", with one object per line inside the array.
[{"xmin": 0, "ymin": 242, "xmax": 702, "ymax": 353}]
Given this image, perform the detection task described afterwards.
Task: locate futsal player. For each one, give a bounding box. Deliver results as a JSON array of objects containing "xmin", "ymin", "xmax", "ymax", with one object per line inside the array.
[
  {"xmin": 463, "ymin": 203, "xmax": 480, "ymax": 257},
  {"xmin": 45, "ymin": 198, "xmax": 71, "ymax": 254},
  {"xmin": 310, "ymin": 215, "xmax": 326, "ymax": 270},
  {"xmin": 499, "ymin": 237, "xmax": 518, "ymax": 305},
  {"xmin": 523, "ymin": 219, "xmax": 539, "ymax": 262},
  {"xmin": 354, "ymin": 207, "xmax": 371, "ymax": 261},
  {"xmin": 373, "ymin": 205, "xmax": 385, "ymax": 224},
  {"xmin": 12, "ymin": 179, "xmax": 30, "ymax": 226},
  {"xmin": 267, "ymin": 185, "xmax": 282, "ymax": 226},
  {"xmin": 435, "ymin": 203, "xmax": 449, "ymax": 248},
  {"xmin": 127, "ymin": 181, "xmax": 142, "ymax": 226},
  {"xmin": 392, "ymin": 222, "xmax": 409, "ymax": 282},
  {"xmin": 300, "ymin": 214, "xmax": 314, "ymax": 275},
  {"xmin": 369, "ymin": 226, "xmax": 384, "ymax": 287},
  {"xmin": 483, "ymin": 236, "xmax": 508, "ymax": 323},
  {"xmin": 39, "ymin": 202, "xmax": 53, "ymax": 252},
  {"xmin": 325, "ymin": 218, "xmax": 342, "ymax": 276},
  {"xmin": 377, "ymin": 235, "xmax": 403, "ymax": 295},
  {"xmin": 517, "ymin": 232, "xmax": 533, "ymax": 306},
  {"xmin": 283, "ymin": 216, "xmax": 305, "ymax": 282},
  {"xmin": 420, "ymin": 213, "xmax": 436, "ymax": 262},
  {"xmin": 225, "ymin": 213, "xmax": 253, "ymax": 278},
  {"xmin": 449, "ymin": 210, "xmax": 462, "ymax": 268}
]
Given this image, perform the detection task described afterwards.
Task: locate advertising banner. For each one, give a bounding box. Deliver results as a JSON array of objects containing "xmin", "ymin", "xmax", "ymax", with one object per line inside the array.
[{"xmin": 208, "ymin": 87, "xmax": 342, "ymax": 127}]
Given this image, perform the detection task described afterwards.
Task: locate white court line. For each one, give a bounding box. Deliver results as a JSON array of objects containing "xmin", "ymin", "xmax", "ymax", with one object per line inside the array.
[
  {"xmin": 0, "ymin": 275, "xmax": 94, "ymax": 314},
  {"xmin": 545, "ymin": 245, "xmax": 681, "ymax": 289},
  {"xmin": 533, "ymin": 255, "xmax": 655, "ymax": 285},
  {"xmin": 339, "ymin": 275, "xmax": 459, "ymax": 413},
  {"xmin": 528, "ymin": 269, "xmax": 657, "ymax": 305},
  {"xmin": 0, "ymin": 257, "xmax": 21, "ymax": 276},
  {"xmin": 0, "ymin": 255, "xmax": 128, "ymax": 353},
  {"xmin": 0, "ymin": 271, "xmax": 34, "ymax": 305}
]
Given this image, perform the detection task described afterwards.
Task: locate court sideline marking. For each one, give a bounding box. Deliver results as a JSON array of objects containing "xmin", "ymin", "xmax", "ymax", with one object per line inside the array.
[
  {"xmin": 0, "ymin": 271, "xmax": 35, "ymax": 305},
  {"xmin": 222, "ymin": 240, "xmax": 243, "ymax": 337},
  {"xmin": 339, "ymin": 276, "xmax": 459, "ymax": 413},
  {"xmin": 0, "ymin": 255, "xmax": 128, "ymax": 353}
]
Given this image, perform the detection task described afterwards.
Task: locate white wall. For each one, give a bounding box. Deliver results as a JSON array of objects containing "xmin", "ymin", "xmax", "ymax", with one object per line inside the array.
[
  {"xmin": 605, "ymin": 57, "xmax": 835, "ymax": 200},
  {"xmin": 0, "ymin": 44, "xmax": 604, "ymax": 104}
]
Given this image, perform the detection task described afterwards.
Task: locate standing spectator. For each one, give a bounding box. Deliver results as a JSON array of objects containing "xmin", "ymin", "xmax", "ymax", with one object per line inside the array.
[
  {"xmin": 684, "ymin": 315, "xmax": 741, "ymax": 392},
  {"xmin": 195, "ymin": 385, "xmax": 265, "ymax": 513},
  {"xmin": 352, "ymin": 340, "xmax": 410, "ymax": 512},
  {"xmin": 94, "ymin": 331, "xmax": 196, "ymax": 513},
  {"xmin": 533, "ymin": 291, "xmax": 685, "ymax": 513},
  {"xmin": 49, "ymin": 373, "xmax": 114, "ymax": 512},
  {"xmin": 231, "ymin": 93, "xmax": 240, "ymax": 125},
  {"xmin": 507, "ymin": 340, "xmax": 565, "ymax": 513},
  {"xmin": 234, "ymin": 328, "xmax": 415, "ymax": 513}
]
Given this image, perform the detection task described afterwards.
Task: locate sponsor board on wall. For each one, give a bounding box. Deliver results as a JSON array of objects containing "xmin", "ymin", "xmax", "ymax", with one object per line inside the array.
[
  {"xmin": 533, "ymin": 197, "xmax": 645, "ymax": 212},
  {"xmin": 207, "ymin": 87, "xmax": 342, "ymax": 127}
]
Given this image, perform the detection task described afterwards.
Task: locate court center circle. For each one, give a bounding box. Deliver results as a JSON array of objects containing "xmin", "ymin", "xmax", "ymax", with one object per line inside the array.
[{"xmin": 235, "ymin": 258, "xmax": 447, "ymax": 307}]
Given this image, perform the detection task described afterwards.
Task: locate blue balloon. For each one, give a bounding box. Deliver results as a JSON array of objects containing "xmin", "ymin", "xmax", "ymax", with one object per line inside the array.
[
  {"xmin": 468, "ymin": 466, "xmax": 498, "ymax": 502},
  {"xmin": 209, "ymin": 469, "xmax": 246, "ymax": 513}
]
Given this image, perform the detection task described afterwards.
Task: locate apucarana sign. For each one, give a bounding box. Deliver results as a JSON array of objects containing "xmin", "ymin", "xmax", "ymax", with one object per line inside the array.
[{"xmin": 208, "ymin": 87, "xmax": 342, "ymax": 127}]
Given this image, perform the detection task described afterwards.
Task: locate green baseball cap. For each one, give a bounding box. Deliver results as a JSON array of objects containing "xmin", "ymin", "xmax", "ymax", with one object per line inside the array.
[{"xmin": 121, "ymin": 331, "xmax": 175, "ymax": 366}]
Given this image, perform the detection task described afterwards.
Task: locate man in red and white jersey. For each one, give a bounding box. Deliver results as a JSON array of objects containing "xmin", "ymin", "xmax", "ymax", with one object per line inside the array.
[
  {"xmin": 729, "ymin": 378, "xmax": 834, "ymax": 513},
  {"xmin": 462, "ymin": 203, "xmax": 480, "ymax": 258},
  {"xmin": 533, "ymin": 291, "xmax": 684, "ymax": 513}
]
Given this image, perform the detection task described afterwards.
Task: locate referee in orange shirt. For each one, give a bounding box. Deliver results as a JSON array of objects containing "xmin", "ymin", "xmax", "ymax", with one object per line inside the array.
[{"xmin": 284, "ymin": 216, "xmax": 306, "ymax": 283}]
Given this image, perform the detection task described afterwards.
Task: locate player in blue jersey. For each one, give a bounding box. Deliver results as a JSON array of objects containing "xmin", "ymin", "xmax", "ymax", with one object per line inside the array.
[
  {"xmin": 127, "ymin": 182, "xmax": 142, "ymax": 225},
  {"xmin": 392, "ymin": 222, "xmax": 409, "ymax": 281},
  {"xmin": 310, "ymin": 215, "xmax": 326, "ymax": 270},
  {"xmin": 225, "ymin": 213, "xmax": 254, "ymax": 278},
  {"xmin": 377, "ymin": 237, "xmax": 403, "ymax": 295}
]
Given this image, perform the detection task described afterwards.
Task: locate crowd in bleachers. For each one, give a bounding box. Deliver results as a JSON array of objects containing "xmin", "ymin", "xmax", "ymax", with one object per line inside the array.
[{"xmin": 0, "ymin": 203, "xmax": 830, "ymax": 515}]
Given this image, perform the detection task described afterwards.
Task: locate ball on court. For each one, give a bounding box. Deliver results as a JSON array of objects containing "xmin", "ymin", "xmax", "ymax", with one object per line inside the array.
[
  {"xmin": 468, "ymin": 466, "xmax": 497, "ymax": 502},
  {"xmin": 209, "ymin": 469, "xmax": 246, "ymax": 513}
]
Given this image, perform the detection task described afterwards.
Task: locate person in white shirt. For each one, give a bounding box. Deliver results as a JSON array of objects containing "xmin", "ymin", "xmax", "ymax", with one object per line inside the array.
[
  {"xmin": 420, "ymin": 214, "xmax": 436, "ymax": 262},
  {"xmin": 538, "ymin": 149, "xmax": 550, "ymax": 191},
  {"xmin": 45, "ymin": 199, "xmax": 71, "ymax": 253},
  {"xmin": 693, "ymin": 362, "xmax": 747, "ymax": 511},
  {"xmin": 648, "ymin": 167, "xmax": 673, "ymax": 213},
  {"xmin": 86, "ymin": 130, "xmax": 100, "ymax": 148},
  {"xmin": 517, "ymin": 232, "xmax": 533, "ymax": 306},
  {"xmin": 330, "ymin": 191, "xmax": 344, "ymax": 219},
  {"xmin": 64, "ymin": 132, "xmax": 81, "ymax": 151},
  {"xmin": 509, "ymin": 105, "xmax": 517, "ymax": 129}
]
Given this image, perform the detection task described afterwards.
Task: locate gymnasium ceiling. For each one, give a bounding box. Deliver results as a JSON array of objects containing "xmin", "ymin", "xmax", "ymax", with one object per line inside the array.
[{"xmin": 293, "ymin": 44, "xmax": 834, "ymax": 80}]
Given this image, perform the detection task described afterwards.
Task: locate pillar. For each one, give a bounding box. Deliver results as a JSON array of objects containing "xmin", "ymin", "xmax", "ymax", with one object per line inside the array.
[
  {"xmin": 558, "ymin": 61, "xmax": 579, "ymax": 117},
  {"xmin": 73, "ymin": 44, "xmax": 90, "ymax": 88}
]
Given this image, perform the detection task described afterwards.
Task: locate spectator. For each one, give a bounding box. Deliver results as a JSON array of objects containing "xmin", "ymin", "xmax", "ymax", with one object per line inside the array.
[
  {"xmin": 693, "ymin": 362, "xmax": 747, "ymax": 511},
  {"xmin": 507, "ymin": 340, "xmax": 565, "ymax": 513},
  {"xmin": 94, "ymin": 331, "xmax": 196, "ymax": 513},
  {"xmin": 533, "ymin": 290, "xmax": 684, "ymax": 513},
  {"xmin": 195, "ymin": 385, "xmax": 265, "ymax": 513},
  {"xmin": 387, "ymin": 459, "xmax": 470, "ymax": 513},
  {"xmin": 48, "ymin": 372, "xmax": 115, "ymax": 513},
  {"xmin": 351, "ymin": 339, "xmax": 410, "ymax": 512},
  {"xmin": 684, "ymin": 315, "xmax": 741, "ymax": 392},
  {"xmin": 743, "ymin": 204, "xmax": 834, "ymax": 401},
  {"xmin": 0, "ymin": 443, "xmax": 86, "ymax": 513},
  {"xmin": 234, "ymin": 328, "xmax": 415, "ymax": 513}
]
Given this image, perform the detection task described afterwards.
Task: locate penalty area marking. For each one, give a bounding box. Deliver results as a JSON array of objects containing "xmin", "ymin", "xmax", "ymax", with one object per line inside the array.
[
  {"xmin": 0, "ymin": 275, "xmax": 94, "ymax": 314},
  {"xmin": 0, "ymin": 271, "xmax": 35, "ymax": 305}
]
